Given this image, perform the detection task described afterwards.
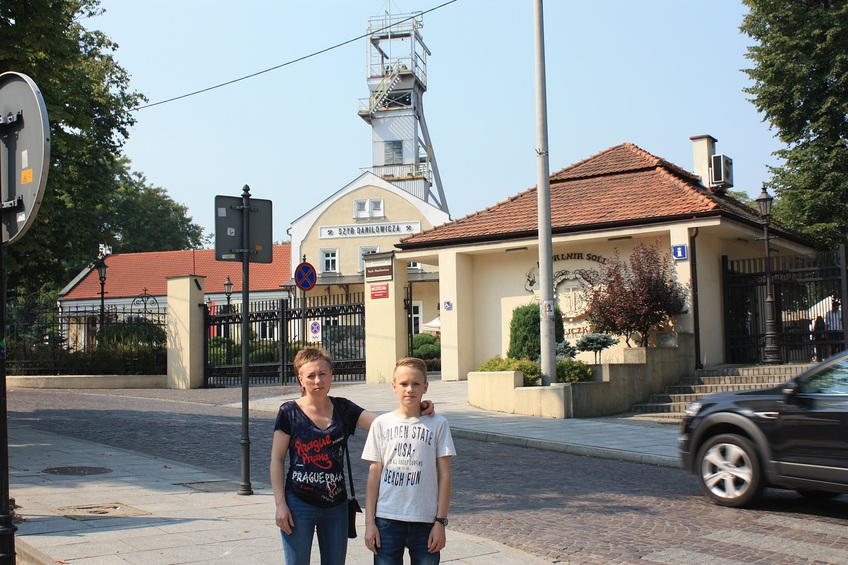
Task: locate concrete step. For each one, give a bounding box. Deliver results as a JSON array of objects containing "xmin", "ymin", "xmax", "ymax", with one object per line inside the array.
[
  {"xmin": 630, "ymin": 363, "xmax": 814, "ymax": 423},
  {"xmin": 677, "ymin": 374, "xmax": 790, "ymax": 387},
  {"xmin": 664, "ymin": 382, "xmax": 782, "ymax": 395},
  {"xmin": 632, "ymin": 402, "xmax": 688, "ymax": 414}
]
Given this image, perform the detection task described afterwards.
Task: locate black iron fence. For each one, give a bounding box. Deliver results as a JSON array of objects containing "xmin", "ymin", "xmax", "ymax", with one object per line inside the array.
[
  {"xmin": 205, "ymin": 293, "xmax": 366, "ymax": 387},
  {"xmin": 6, "ymin": 293, "xmax": 168, "ymax": 375},
  {"xmin": 723, "ymin": 245, "xmax": 847, "ymax": 364}
]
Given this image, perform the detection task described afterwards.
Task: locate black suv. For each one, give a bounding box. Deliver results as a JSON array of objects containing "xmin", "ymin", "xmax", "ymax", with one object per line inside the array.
[{"xmin": 679, "ymin": 350, "xmax": 848, "ymax": 507}]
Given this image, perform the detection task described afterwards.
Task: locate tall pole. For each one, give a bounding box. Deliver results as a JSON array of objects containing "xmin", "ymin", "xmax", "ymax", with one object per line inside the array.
[
  {"xmin": 534, "ymin": 0, "xmax": 555, "ymax": 385},
  {"xmin": 756, "ymin": 187, "xmax": 781, "ymax": 364},
  {"xmin": 762, "ymin": 219, "xmax": 781, "ymax": 364},
  {"xmin": 99, "ymin": 276, "xmax": 106, "ymax": 330},
  {"xmin": 238, "ymin": 185, "xmax": 253, "ymax": 495},
  {"xmin": 224, "ymin": 276, "xmax": 233, "ymax": 365},
  {"xmin": 0, "ymin": 243, "xmax": 16, "ymax": 564}
]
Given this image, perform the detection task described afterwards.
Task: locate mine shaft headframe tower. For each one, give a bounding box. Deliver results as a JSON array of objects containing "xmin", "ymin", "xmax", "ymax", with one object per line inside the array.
[{"xmin": 358, "ymin": 10, "xmax": 449, "ymax": 215}]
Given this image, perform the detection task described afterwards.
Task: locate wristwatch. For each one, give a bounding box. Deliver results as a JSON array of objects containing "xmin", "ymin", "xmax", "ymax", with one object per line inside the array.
[{"xmin": 434, "ymin": 517, "xmax": 449, "ymax": 526}]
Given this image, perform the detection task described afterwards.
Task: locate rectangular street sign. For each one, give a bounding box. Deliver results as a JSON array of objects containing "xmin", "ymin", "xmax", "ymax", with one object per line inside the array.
[{"xmin": 215, "ymin": 195, "xmax": 273, "ymax": 263}]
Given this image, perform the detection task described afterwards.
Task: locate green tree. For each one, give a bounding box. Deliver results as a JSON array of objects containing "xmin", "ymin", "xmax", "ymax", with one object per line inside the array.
[
  {"xmin": 1, "ymin": 0, "xmax": 144, "ymax": 293},
  {"xmin": 581, "ymin": 243, "xmax": 687, "ymax": 347},
  {"xmin": 740, "ymin": 1, "xmax": 848, "ymax": 248},
  {"xmin": 507, "ymin": 302, "xmax": 565, "ymax": 362},
  {"xmin": 576, "ymin": 333, "xmax": 619, "ymax": 364},
  {"xmin": 106, "ymin": 162, "xmax": 205, "ymax": 253}
]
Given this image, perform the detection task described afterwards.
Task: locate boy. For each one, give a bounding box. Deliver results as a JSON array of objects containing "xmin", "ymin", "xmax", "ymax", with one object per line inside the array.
[{"xmin": 362, "ymin": 357, "xmax": 456, "ymax": 565}]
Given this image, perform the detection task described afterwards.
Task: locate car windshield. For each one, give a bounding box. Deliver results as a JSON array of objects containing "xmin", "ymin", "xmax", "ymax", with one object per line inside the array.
[{"xmin": 799, "ymin": 357, "xmax": 848, "ymax": 394}]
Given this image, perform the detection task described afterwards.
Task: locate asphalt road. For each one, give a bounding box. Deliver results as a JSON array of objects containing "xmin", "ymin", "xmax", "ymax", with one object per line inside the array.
[{"xmin": 8, "ymin": 386, "xmax": 848, "ymax": 564}]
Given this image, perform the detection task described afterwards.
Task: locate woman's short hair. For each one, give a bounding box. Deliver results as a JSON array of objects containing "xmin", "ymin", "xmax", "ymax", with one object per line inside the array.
[{"xmin": 293, "ymin": 347, "xmax": 334, "ymax": 376}]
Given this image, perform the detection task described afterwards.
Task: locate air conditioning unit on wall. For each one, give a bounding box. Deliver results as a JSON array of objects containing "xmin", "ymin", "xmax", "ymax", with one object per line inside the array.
[{"xmin": 710, "ymin": 154, "xmax": 734, "ymax": 189}]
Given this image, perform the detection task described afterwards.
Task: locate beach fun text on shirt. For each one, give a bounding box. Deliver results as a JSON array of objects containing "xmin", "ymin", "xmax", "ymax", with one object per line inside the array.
[{"xmin": 382, "ymin": 424, "xmax": 434, "ymax": 487}]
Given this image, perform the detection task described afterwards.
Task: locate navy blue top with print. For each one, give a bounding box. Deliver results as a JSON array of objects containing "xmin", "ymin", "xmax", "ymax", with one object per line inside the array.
[{"xmin": 274, "ymin": 396, "xmax": 364, "ymax": 508}]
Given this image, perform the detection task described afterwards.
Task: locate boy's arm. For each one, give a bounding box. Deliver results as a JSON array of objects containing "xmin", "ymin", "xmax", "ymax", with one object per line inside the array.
[
  {"xmin": 428, "ymin": 455, "xmax": 452, "ymax": 554},
  {"xmin": 364, "ymin": 460, "xmax": 383, "ymax": 555}
]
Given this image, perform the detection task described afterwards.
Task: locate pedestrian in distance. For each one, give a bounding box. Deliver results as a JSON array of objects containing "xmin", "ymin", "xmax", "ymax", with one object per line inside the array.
[
  {"xmin": 362, "ymin": 357, "xmax": 456, "ymax": 565},
  {"xmin": 812, "ymin": 315, "xmax": 827, "ymax": 362},
  {"xmin": 270, "ymin": 347, "xmax": 434, "ymax": 565}
]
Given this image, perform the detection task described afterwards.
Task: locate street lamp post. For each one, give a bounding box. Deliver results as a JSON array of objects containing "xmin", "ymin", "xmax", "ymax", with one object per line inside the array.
[
  {"xmin": 756, "ymin": 187, "xmax": 782, "ymax": 364},
  {"xmin": 224, "ymin": 276, "xmax": 233, "ymax": 364},
  {"xmin": 97, "ymin": 261, "xmax": 108, "ymax": 334}
]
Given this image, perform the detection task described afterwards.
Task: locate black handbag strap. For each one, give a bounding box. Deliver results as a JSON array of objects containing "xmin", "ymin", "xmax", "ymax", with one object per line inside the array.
[
  {"xmin": 331, "ymin": 397, "xmax": 356, "ymax": 499},
  {"xmin": 343, "ymin": 438, "xmax": 356, "ymax": 499}
]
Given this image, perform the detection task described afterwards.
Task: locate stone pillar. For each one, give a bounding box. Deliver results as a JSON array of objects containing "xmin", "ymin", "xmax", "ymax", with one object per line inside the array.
[
  {"xmin": 438, "ymin": 251, "xmax": 474, "ymax": 381},
  {"xmin": 167, "ymin": 275, "xmax": 206, "ymax": 389},
  {"xmin": 364, "ymin": 252, "xmax": 409, "ymax": 384}
]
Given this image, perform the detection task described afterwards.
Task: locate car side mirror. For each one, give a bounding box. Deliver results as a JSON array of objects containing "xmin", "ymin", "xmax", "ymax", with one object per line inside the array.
[{"xmin": 783, "ymin": 380, "xmax": 799, "ymax": 404}]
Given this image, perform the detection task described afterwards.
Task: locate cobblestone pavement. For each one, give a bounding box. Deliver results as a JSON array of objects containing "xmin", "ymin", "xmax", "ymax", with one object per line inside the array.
[{"xmin": 9, "ymin": 386, "xmax": 848, "ymax": 564}]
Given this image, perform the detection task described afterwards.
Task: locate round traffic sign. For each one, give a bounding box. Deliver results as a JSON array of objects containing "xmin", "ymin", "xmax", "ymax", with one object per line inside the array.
[
  {"xmin": 0, "ymin": 71, "xmax": 50, "ymax": 245},
  {"xmin": 294, "ymin": 262, "xmax": 317, "ymax": 291}
]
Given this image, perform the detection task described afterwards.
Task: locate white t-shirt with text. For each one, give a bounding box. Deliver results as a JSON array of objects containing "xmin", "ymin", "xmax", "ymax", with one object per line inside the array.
[{"xmin": 362, "ymin": 411, "xmax": 456, "ymax": 523}]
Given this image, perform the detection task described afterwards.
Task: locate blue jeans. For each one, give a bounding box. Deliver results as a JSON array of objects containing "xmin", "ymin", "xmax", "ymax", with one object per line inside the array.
[
  {"xmin": 281, "ymin": 492, "xmax": 348, "ymax": 565},
  {"xmin": 374, "ymin": 517, "xmax": 440, "ymax": 565}
]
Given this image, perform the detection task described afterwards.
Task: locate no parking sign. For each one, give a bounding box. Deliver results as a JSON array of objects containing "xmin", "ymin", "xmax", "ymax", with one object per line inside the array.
[{"xmin": 308, "ymin": 320, "xmax": 322, "ymax": 343}]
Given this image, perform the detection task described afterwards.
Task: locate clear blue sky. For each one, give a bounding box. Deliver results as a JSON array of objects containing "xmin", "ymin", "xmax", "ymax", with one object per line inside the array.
[{"xmin": 88, "ymin": 0, "xmax": 780, "ymax": 243}]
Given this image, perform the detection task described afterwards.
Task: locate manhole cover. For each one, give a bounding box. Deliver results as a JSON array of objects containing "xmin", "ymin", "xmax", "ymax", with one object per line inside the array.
[
  {"xmin": 54, "ymin": 502, "xmax": 150, "ymax": 521},
  {"xmin": 179, "ymin": 480, "xmax": 242, "ymax": 493},
  {"xmin": 43, "ymin": 466, "xmax": 112, "ymax": 476}
]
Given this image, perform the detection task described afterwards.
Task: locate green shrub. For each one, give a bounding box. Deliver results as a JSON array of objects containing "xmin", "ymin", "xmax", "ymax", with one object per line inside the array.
[
  {"xmin": 555, "ymin": 340, "xmax": 577, "ymax": 360},
  {"xmin": 576, "ymin": 333, "xmax": 619, "ymax": 363},
  {"xmin": 555, "ymin": 358, "xmax": 593, "ymax": 383},
  {"xmin": 507, "ymin": 303, "xmax": 564, "ymax": 361},
  {"xmin": 415, "ymin": 343, "xmax": 441, "ymax": 360},
  {"xmin": 477, "ymin": 355, "xmax": 541, "ymax": 387},
  {"xmin": 412, "ymin": 333, "xmax": 438, "ymax": 349}
]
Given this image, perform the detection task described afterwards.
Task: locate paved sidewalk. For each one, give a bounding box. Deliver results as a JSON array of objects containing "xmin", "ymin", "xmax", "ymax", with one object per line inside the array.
[{"xmin": 9, "ymin": 379, "xmax": 680, "ymax": 564}]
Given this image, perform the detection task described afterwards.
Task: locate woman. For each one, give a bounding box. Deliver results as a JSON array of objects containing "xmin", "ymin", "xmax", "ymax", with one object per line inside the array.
[{"xmin": 270, "ymin": 347, "xmax": 433, "ymax": 564}]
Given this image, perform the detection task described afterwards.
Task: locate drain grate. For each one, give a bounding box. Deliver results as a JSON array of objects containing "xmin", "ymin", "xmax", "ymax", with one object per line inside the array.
[
  {"xmin": 43, "ymin": 466, "xmax": 113, "ymax": 476},
  {"xmin": 54, "ymin": 502, "xmax": 150, "ymax": 521},
  {"xmin": 179, "ymin": 480, "xmax": 242, "ymax": 493}
]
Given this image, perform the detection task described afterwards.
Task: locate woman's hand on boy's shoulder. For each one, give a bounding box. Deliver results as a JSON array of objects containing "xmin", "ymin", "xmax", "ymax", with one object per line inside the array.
[{"xmin": 421, "ymin": 400, "xmax": 435, "ymax": 416}]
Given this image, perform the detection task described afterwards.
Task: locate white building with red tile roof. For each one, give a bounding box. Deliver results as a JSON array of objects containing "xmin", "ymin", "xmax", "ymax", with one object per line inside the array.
[{"xmin": 388, "ymin": 136, "xmax": 816, "ymax": 380}]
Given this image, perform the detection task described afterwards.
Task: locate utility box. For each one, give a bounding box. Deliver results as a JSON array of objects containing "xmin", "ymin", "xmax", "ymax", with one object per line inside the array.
[{"xmin": 710, "ymin": 154, "xmax": 734, "ymax": 189}]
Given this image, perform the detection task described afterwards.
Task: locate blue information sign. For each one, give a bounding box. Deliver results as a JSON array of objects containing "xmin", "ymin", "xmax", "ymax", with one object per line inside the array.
[
  {"xmin": 294, "ymin": 262, "xmax": 317, "ymax": 291},
  {"xmin": 672, "ymin": 244, "xmax": 688, "ymax": 261}
]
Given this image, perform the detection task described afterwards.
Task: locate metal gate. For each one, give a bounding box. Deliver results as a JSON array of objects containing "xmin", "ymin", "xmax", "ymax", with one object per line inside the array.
[
  {"xmin": 722, "ymin": 245, "xmax": 847, "ymax": 364},
  {"xmin": 204, "ymin": 293, "xmax": 366, "ymax": 387}
]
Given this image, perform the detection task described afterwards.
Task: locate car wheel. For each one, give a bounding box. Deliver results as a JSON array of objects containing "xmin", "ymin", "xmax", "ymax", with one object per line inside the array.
[
  {"xmin": 796, "ymin": 489, "xmax": 841, "ymax": 501},
  {"xmin": 695, "ymin": 433, "xmax": 762, "ymax": 507}
]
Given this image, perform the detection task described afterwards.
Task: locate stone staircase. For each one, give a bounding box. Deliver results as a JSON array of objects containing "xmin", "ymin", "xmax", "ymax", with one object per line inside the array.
[{"xmin": 629, "ymin": 364, "xmax": 815, "ymax": 423}]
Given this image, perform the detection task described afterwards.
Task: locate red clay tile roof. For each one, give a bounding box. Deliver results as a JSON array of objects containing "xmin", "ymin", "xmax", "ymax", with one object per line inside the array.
[
  {"xmin": 60, "ymin": 245, "xmax": 291, "ymax": 301},
  {"xmin": 397, "ymin": 143, "xmax": 789, "ymax": 249}
]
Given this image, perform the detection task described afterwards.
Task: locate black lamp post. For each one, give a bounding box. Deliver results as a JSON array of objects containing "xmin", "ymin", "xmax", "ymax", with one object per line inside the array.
[
  {"xmin": 97, "ymin": 261, "xmax": 108, "ymax": 332},
  {"xmin": 756, "ymin": 187, "xmax": 782, "ymax": 364},
  {"xmin": 224, "ymin": 276, "xmax": 233, "ymax": 364}
]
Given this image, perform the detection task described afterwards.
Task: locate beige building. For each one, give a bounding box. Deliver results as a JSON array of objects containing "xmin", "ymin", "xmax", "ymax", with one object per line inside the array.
[{"xmin": 375, "ymin": 135, "xmax": 817, "ymax": 382}]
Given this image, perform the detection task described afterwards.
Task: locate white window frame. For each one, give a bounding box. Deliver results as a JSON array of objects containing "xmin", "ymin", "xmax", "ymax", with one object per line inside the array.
[
  {"xmin": 411, "ymin": 300, "xmax": 423, "ymax": 334},
  {"xmin": 320, "ymin": 248, "xmax": 339, "ymax": 274},
  {"xmin": 354, "ymin": 198, "xmax": 385, "ymax": 219},
  {"xmin": 360, "ymin": 245, "xmax": 379, "ymax": 272},
  {"xmin": 354, "ymin": 200, "xmax": 368, "ymax": 219}
]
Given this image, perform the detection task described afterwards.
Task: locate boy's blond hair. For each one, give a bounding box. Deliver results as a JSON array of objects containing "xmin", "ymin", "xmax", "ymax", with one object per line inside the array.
[{"xmin": 393, "ymin": 357, "xmax": 428, "ymax": 382}]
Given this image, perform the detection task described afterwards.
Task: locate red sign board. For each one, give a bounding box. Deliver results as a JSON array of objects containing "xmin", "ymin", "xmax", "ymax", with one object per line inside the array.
[{"xmin": 370, "ymin": 283, "xmax": 389, "ymax": 299}]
